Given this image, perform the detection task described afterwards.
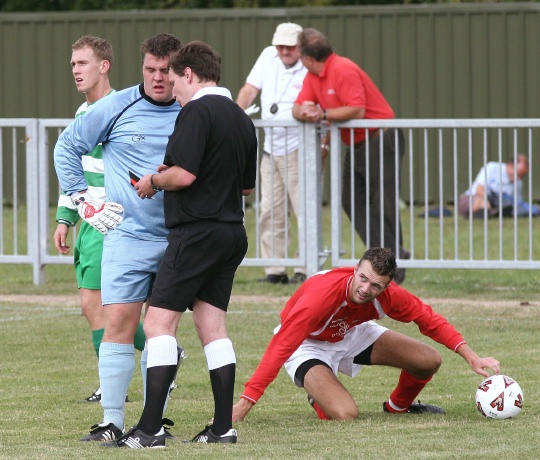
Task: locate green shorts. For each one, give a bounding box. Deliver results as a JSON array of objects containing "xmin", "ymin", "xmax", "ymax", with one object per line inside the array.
[{"xmin": 74, "ymin": 221, "xmax": 104, "ymax": 290}]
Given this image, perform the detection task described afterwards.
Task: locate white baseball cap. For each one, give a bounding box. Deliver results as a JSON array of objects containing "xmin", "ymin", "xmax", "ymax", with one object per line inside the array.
[{"xmin": 272, "ymin": 22, "xmax": 302, "ymax": 47}]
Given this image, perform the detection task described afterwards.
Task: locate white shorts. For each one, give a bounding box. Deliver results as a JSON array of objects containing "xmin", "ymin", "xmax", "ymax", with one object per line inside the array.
[
  {"xmin": 101, "ymin": 230, "xmax": 168, "ymax": 305},
  {"xmin": 283, "ymin": 320, "xmax": 388, "ymax": 387}
]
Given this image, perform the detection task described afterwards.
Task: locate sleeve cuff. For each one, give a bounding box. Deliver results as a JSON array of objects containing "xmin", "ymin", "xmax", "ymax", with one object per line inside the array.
[
  {"xmin": 453, "ymin": 340, "xmax": 467, "ymax": 352},
  {"xmin": 56, "ymin": 218, "xmax": 75, "ymax": 227},
  {"xmin": 241, "ymin": 392, "xmax": 260, "ymax": 405}
]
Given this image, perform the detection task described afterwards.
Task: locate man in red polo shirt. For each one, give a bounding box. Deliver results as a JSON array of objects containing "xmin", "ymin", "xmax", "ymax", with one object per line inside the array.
[{"xmin": 292, "ymin": 28, "xmax": 410, "ymax": 284}]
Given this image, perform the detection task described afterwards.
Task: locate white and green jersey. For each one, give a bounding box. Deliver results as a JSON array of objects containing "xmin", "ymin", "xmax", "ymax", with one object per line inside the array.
[{"xmin": 56, "ymin": 91, "xmax": 115, "ymax": 226}]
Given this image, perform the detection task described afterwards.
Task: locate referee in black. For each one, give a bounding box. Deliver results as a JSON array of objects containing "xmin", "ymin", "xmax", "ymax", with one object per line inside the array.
[{"xmin": 122, "ymin": 41, "xmax": 258, "ymax": 448}]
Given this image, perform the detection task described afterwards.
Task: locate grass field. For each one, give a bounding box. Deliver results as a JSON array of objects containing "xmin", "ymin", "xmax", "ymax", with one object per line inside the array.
[
  {"xmin": 0, "ymin": 262, "xmax": 539, "ymax": 459},
  {"xmin": 0, "ymin": 203, "xmax": 539, "ymax": 459}
]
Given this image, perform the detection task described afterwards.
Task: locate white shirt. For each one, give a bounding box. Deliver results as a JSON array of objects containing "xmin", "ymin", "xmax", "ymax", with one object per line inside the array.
[
  {"xmin": 466, "ymin": 162, "xmax": 522, "ymax": 200},
  {"xmin": 246, "ymin": 46, "xmax": 307, "ymax": 156},
  {"xmin": 192, "ymin": 86, "xmax": 232, "ymax": 101}
]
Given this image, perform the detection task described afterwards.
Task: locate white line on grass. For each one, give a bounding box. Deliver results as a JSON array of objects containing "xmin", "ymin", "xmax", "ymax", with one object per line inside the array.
[{"xmin": 0, "ymin": 305, "xmax": 80, "ymax": 322}]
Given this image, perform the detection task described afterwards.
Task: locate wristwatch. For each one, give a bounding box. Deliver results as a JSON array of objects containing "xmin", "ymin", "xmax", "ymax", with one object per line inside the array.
[{"xmin": 151, "ymin": 174, "xmax": 163, "ymax": 192}]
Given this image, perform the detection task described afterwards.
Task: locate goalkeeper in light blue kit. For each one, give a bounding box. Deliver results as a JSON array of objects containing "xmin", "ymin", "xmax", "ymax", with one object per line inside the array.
[
  {"xmin": 53, "ymin": 34, "xmax": 147, "ymax": 404},
  {"xmin": 54, "ymin": 33, "xmax": 184, "ymax": 442}
]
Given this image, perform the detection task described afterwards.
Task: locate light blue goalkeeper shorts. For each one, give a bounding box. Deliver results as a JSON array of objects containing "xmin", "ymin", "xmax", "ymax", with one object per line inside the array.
[{"xmin": 101, "ymin": 229, "xmax": 168, "ymax": 305}]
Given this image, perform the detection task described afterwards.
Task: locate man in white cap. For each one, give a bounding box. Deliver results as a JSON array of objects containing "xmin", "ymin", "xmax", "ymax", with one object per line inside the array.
[{"xmin": 237, "ymin": 22, "xmax": 308, "ymax": 285}]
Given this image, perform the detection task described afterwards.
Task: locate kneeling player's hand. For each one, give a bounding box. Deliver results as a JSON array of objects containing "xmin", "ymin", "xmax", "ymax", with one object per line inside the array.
[
  {"xmin": 71, "ymin": 192, "xmax": 124, "ymax": 235},
  {"xmin": 232, "ymin": 398, "xmax": 254, "ymax": 422}
]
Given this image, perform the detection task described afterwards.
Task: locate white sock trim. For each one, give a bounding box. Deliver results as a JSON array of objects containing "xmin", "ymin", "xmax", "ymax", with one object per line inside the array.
[
  {"xmin": 147, "ymin": 336, "xmax": 178, "ymax": 368},
  {"xmin": 388, "ymin": 398, "xmax": 407, "ymax": 412},
  {"xmin": 204, "ymin": 338, "xmax": 236, "ymax": 370}
]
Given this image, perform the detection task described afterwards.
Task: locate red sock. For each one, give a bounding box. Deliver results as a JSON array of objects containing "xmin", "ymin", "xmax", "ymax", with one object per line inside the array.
[
  {"xmin": 388, "ymin": 370, "xmax": 433, "ymax": 410},
  {"xmin": 312, "ymin": 401, "xmax": 331, "ymax": 421}
]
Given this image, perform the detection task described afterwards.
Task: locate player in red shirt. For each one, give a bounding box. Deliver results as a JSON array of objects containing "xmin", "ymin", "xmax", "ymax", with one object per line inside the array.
[{"xmin": 233, "ymin": 247, "xmax": 500, "ymax": 421}]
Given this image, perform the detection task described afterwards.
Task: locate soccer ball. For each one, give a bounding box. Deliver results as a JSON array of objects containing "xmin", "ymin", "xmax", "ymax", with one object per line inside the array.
[{"xmin": 475, "ymin": 374, "xmax": 524, "ymax": 419}]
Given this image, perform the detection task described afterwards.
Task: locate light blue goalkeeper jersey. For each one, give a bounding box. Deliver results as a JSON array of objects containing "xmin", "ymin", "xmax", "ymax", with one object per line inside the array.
[{"xmin": 54, "ymin": 83, "xmax": 180, "ymax": 240}]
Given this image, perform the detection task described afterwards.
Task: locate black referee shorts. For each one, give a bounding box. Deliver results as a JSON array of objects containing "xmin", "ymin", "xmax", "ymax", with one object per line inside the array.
[{"xmin": 150, "ymin": 222, "xmax": 248, "ymax": 312}]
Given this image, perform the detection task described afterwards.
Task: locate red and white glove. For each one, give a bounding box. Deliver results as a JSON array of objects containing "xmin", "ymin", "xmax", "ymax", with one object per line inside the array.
[{"xmin": 70, "ymin": 192, "xmax": 124, "ymax": 235}]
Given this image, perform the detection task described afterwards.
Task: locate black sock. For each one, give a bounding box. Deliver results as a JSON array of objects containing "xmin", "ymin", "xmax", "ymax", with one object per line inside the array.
[
  {"xmin": 209, "ymin": 363, "xmax": 236, "ymax": 436},
  {"xmin": 137, "ymin": 364, "xmax": 177, "ymax": 435}
]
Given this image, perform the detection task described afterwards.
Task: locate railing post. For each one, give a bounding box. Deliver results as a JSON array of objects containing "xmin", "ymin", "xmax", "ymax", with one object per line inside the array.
[
  {"xmin": 302, "ymin": 122, "xmax": 324, "ymax": 276},
  {"xmin": 27, "ymin": 119, "xmax": 44, "ymax": 284}
]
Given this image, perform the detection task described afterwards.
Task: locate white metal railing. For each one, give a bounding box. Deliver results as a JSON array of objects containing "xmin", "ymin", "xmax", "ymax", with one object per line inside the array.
[
  {"xmin": 0, "ymin": 118, "xmax": 539, "ymax": 285},
  {"xmin": 330, "ymin": 119, "xmax": 540, "ymax": 270},
  {"xmin": 0, "ymin": 119, "xmax": 40, "ymax": 282}
]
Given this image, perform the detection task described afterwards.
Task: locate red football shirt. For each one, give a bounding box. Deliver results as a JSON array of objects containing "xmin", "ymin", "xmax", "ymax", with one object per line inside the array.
[{"xmin": 242, "ymin": 266, "xmax": 466, "ymax": 403}]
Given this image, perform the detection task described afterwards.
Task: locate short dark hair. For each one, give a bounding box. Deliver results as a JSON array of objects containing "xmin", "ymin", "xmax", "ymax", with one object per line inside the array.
[
  {"xmin": 359, "ymin": 247, "xmax": 397, "ymax": 280},
  {"xmin": 140, "ymin": 33, "xmax": 182, "ymax": 61},
  {"xmin": 298, "ymin": 28, "xmax": 333, "ymax": 62},
  {"xmin": 72, "ymin": 35, "xmax": 114, "ymax": 67},
  {"xmin": 169, "ymin": 41, "xmax": 221, "ymax": 84}
]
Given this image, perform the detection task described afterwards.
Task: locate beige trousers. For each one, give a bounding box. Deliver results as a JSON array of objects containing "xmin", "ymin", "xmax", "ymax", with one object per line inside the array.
[{"xmin": 259, "ymin": 150, "xmax": 305, "ymax": 276}]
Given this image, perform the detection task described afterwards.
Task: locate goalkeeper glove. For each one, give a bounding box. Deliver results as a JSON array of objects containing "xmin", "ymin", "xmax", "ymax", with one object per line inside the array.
[{"xmin": 71, "ymin": 192, "xmax": 124, "ymax": 235}]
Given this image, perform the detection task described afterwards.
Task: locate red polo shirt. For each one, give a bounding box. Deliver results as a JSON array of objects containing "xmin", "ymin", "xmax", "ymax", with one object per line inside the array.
[{"xmin": 295, "ymin": 53, "xmax": 395, "ymax": 145}]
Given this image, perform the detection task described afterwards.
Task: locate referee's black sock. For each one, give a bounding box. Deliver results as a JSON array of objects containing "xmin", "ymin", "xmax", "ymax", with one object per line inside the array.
[
  {"xmin": 138, "ymin": 364, "xmax": 177, "ymax": 435},
  {"xmin": 209, "ymin": 363, "xmax": 236, "ymax": 436}
]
